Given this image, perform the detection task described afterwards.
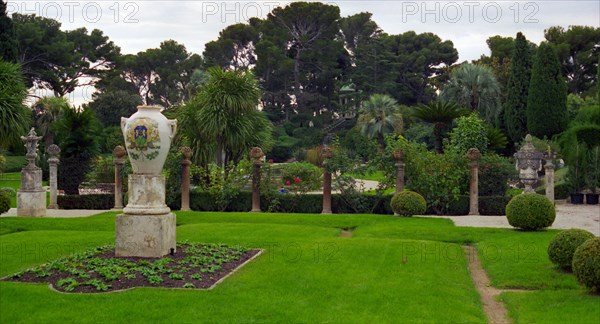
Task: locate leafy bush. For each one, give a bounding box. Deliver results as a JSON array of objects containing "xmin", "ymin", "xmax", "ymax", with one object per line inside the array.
[
  {"xmin": 280, "ymin": 162, "xmax": 322, "ymax": 191},
  {"xmin": 548, "ymin": 229, "xmax": 595, "ymax": 269},
  {"xmin": 390, "ymin": 190, "xmax": 427, "ymax": 216},
  {"xmin": 572, "ymin": 237, "xmax": 600, "ymax": 291},
  {"xmin": 85, "ymin": 156, "xmax": 115, "ymax": 185},
  {"xmin": 58, "ymin": 194, "xmax": 113, "ymax": 209},
  {"xmin": 479, "ymin": 154, "xmax": 516, "ymax": 196},
  {"xmin": 0, "ymin": 191, "xmax": 10, "ymax": 214},
  {"xmin": 447, "ymin": 114, "xmax": 489, "ymax": 154},
  {"xmin": 192, "ymin": 161, "xmax": 252, "ymax": 211},
  {"xmin": 270, "ymin": 135, "xmax": 300, "ymax": 162},
  {"xmin": 505, "ymin": 194, "xmax": 556, "ymax": 231}
]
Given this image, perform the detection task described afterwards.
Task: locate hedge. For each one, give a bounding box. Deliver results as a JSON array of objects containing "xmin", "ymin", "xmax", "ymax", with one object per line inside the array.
[
  {"xmin": 186, "ymin": 191, "xmax": 508, "ymax": 215},
  {"xmin": 57, "ymin": 194, "xmax": 114, "ymax": 210}
]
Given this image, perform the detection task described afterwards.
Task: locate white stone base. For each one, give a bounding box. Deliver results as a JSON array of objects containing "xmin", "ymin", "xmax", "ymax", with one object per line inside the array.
[
  {"xmin": 115, "ymin": 213, "xmax": 176, "ymax": 257},
  {"xmin": 17, "ymin": 191, "xmax": 46, "ymax": 217},
  {"xmin": 123, "ymin": 174, "xmax": 171, "ymax": 215}
]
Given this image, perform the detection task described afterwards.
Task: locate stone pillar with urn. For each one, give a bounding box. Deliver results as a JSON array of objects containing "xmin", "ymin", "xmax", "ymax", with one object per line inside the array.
[
  {"xmin": 250, "ymin": 147, "xmax": 264, "ymax": 212},
  {"xmin": 17, "ymin": 128, "xmax": 46, "ymax": 217},
  {"xmin": 180, "ymin": 146, "xmax": 192, "ymax": 211},
  {"xmin": 116, "ymin": 106, "xmax": 178, "ymax": 258},
  {"xmin": 112, "ymin": 145, "xmax": 126, "ymax": 210},
  {"xmin": 47, "ymin": 144, "xmax": 60, "ymax": 209},
  {"xmin": 466, "ymin": 148, "xmax": 481, "ymax": 215},
  {"xmin": 321, "ymin": 146, "xmax": 333, "ymax": 214}
]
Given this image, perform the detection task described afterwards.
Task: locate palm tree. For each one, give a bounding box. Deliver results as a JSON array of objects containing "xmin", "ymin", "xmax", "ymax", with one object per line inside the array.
[
  {"xmin": 412, "ymin": 101, "xmax": 469, "ymax": 153},
  {"xmin": 0, "ymin": 60, "xmax": 30, "ymax": 149},
  {"xmin": 179, "ymin": 66, "xmax": 272, "ymax": 166},
  {"xmin": 357, "ymin": 94, "xmax": 402, "ymax": 150},
  {"xmin": 441, "ymin": 63, "xmax": 501, "ymax": 123},
  {"xmin": 32, "ymin": 97, "xmax": 68, "ymax": 149}
]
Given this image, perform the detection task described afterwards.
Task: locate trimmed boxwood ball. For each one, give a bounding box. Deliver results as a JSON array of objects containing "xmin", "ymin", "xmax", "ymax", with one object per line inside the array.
[
  {"xmin": 390, "ymin": 190, "xmax": 427, "ymax": 217},
  {"xmin": 548, "ymin": 229, "xmax": 595, "ymax": 269},
  {"xmin": 572, "ymin": 237, "xmax": 600, "ymax": 291},
  {"xmin": 505, "ymin": 193, "xmax": 555, "ymax": 231}
]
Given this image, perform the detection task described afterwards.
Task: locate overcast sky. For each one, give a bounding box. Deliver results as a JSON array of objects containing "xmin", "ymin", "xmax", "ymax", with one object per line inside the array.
[{"xmin": 7, "ymin": 0, "xmax": 600, "ymax": 104}]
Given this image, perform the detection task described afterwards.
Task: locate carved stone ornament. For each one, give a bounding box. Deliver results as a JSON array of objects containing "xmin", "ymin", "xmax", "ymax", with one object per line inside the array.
[
  {"xmin": 393, "ymin": 149, "xmax": 404, "ymax": 161},
  {"xmin": 250, "ymin": 147, "xmax": 264, "ymax": 163},
  {"xmin": 113, "ymin": 145, "xmax": 127, "ymax": 159},
  {"xmin": 321, "ymin": 146, "xmax": 333, "ymax": 159},
  {"xmin": 514, "ymin": 134, "xmax": 543, "ymax": 173},
  {"xmin": 46, "ymin": 144, "xmax": 61, "ymax": 158},
  {"xmin": 466, "ymin": 148, "xmax": 481, "ymax": 161},
  {"xmin": 180, "ymin": 146, "xmax": 193, "ymax": 160}
]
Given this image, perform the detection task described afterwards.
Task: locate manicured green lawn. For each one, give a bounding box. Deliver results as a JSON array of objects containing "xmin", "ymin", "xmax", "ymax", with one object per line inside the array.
[{"xmin": 1, "ymin": 212, "xmax": 598, "ymax": 323}]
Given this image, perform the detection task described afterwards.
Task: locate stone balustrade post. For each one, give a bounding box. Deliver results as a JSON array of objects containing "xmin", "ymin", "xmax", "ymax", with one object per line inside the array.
[
  {"xmin": 112, "ymin": 146, "xmax": 126, "ymax": 210},
  {"xmin": 47, "ymin": 144, "xmax": 60, "ymax": 209},
  {"xmin": 180, "ymin": 147, "xmax": 192, "ymax": 211},
  {"xmin": 321, "ymin": 146, "xmax": 333, "ymax": 214},
  {"xmin": 250, "ymin": 147, "xmax": 264, "ymax": 212},
  {"xmin": 466, "ymin": 148, "xmax": 481, "ymax": 215},
  {"xmin": 393, "ymin": 149, "xmax": 405, "ymax": 193},
  {"xmin": 544, "ymin": 149, "xmax": 556, "ymax": 204}
]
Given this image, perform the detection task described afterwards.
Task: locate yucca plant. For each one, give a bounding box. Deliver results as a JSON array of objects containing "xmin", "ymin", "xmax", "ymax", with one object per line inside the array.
[{"xmin": 411, "ymin": 101, "xmax": 469, "ymax": 153}]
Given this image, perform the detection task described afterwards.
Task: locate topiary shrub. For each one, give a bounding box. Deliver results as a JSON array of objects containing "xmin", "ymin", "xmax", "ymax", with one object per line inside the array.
[
  {"xmin": 548, "ymin": 229, "xmax": 595, "ymax": 269},
  {"xmin": 390, "ymin": 190, "xmax": 427, "ymax": 217},
  {"xmin": 0, "ymin": 191, "xmax": 10, "ymax": 215},
  {"xmin": 505, "ymin": 193, "xmax": 556, "ymax": 231},
  {"xmin": 572, "ymin": 237, "xmax": 600, "ymax": 291}
]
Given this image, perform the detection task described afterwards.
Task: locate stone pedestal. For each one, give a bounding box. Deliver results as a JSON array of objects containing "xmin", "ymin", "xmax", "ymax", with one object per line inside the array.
[
  {"xmin": 17, "ymin": 128, "xmax": 46, "ymax": 217},
  {"xmin": 250, "ymin": 147, "xmax": 264, "ymax": 212},
  {"xmin": 467, "ymin": 148, "xmax": 481, "ymax": 215},
  {"xmin": 116, "ymin": 174, "xmax": 175, "ymax": 257},
  {"xmin": 545, "ymin": 159, "xmax": 555, "ymax": 203},
  {"xmin": 115, "ymin": 213, "xmax": 176, "ymax": 257},
  {"xmin": 393, "ymin": 150, "xmax": 405, "ymax": 193},
  {"xmin": 47, "ymin": 144, "xmax": 60, "ymax": 209},
  {"xmin": 321, "ymin": 146, "xmax": 333, "ymax": 215},
  {"xmin": 17, "ymin": 190, "xmax": 46, "ymax": 217},
  {"xmin": 180, "ymin": 147, "xmax": 192, "ymax": 211}
]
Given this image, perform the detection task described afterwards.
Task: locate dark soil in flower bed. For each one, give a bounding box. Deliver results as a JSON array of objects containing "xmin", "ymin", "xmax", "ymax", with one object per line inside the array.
[{"xmin": 3, "ymin": 242, "xmax": 261, "ymax": 293}]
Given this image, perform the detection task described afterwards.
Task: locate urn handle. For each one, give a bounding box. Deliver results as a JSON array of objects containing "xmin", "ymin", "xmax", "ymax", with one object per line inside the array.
[
  {"xmin": 169, "ymin": 119, "xmax": 178, "ymax": 139},
  {"xmin": 120, "ymin": 117, "xmax": 129, "ymax": 133}
]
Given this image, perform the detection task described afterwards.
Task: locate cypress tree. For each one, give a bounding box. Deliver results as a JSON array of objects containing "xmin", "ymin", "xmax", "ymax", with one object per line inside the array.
[
  {"xmin": 504, "ymin": 32, "xmax": 532, "ymax": 142},
  {"xmin": 526, "ymin": 42, "xmax": 568, "ymax": 138},
  {"xmin": 0, "ymin": 0, "xmax": 18, "ymax": 62}
]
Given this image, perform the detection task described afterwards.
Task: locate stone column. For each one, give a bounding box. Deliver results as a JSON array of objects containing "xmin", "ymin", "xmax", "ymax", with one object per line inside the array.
[
  {"xmin": 17, "ymin": 128, "xmax": 46, "ymax": 217},
  {"xmin": 250, "ymin": 147, "xmax": 264, "ymax": 212},
  {"xmin": 112, "ymin": 146, "xmax": 126, "ymax": 210},
  {"xmin": 466, "ymin": 148, "xmax": 481, "ymax": 215},
  {"xmin": 321, "ymin": 146, "xmax": 333, "ymax": 214},
  {"xmin": 393, "ymin": 149, "xmax": 405, "ymax": 193},
  {"xmin": 180, "ymin": 147, "xmax": 192, "ymax": 211},
  {"xmin": 544, "ymin": 150, "xmax": 555, "ymax": 203},
  {"xmin": 47, "ymin": 144, "xmax": 60, "ymax": 209}
]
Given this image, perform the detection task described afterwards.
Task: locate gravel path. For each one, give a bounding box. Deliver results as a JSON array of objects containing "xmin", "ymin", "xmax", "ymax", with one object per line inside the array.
[
  {"xmin": 424, "ymin": 202, "xmax": 600, "ymax": 236},
  {"xmin": 1, "ymin": 208, "xmax": 111, "ymax": 218}
]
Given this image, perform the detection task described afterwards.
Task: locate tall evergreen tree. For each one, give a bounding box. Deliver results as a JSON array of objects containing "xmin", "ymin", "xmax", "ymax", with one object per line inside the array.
[
  {"xmin": 527, "ymin": 43, "xmax": 568, "ymax": 138},
  {"xmin": 504, "ymin": 32, "xmax": 533, "ymax": 142},
  {"xmin": 0, "ymin": 0, "xmax": 17, "ymax": 62}
]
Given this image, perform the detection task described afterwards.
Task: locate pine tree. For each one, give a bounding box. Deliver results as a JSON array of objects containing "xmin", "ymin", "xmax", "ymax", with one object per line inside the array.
[
  {"xmin": 504, "ymin": 32, "xmax": 532, "ymax": 142},
  {"xmin": 0, "ymin": 0, "xmax": 18, "ymax": 62},
  {"xmin": 526, "ymin": 42, "xmax": 568, "ymax": 138}
]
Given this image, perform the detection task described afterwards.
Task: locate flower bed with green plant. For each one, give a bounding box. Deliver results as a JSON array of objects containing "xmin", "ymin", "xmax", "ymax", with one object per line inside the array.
[{"xmin": 4, "ymin": 242, "xmax": 258, "ymax": 293}]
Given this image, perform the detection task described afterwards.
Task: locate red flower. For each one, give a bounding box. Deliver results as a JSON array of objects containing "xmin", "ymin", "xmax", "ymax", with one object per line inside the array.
[
  {"xmin": 285, "ymin": 180, "xmax": 291, "ymax": 185},
  {"xmin": 295, "ymin": 177, "xmax": 300, "ymax": 183},
  {"xmin": 268, "ymin": 159, "xmax": 273, "ymax": 164}
]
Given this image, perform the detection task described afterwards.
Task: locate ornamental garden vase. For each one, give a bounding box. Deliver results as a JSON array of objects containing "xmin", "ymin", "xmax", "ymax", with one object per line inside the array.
[{"xmin": 121, "ymin": 106, "xmax": 177, "ymax": 174}]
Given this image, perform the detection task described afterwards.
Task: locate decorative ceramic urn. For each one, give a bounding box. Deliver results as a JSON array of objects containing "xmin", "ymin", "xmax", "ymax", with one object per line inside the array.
[{"xmin": 121, "ymin": 106, "xmax": 177, "ymax": 174}]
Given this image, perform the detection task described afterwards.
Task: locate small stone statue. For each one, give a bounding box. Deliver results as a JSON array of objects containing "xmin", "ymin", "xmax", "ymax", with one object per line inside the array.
[
  {"xmin": 514, "ymin": 135, "xmax": 543, "ymax": 193},
  {"xmin": 21, "ymin": 128, "xmax": 43, "ymax": 168}
]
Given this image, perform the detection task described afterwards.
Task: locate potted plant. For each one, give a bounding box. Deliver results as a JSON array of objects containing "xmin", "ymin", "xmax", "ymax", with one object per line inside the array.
[{"xmin": 584, "ymin": 146, "xmax": 599, "ymax": 204}]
